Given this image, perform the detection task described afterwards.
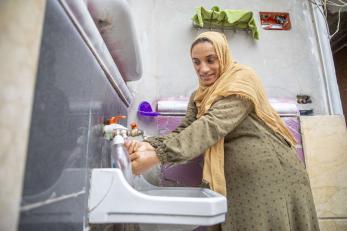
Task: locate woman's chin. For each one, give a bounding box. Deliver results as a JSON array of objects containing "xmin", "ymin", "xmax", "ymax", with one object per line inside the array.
[
  {"xmin": 200, "ymin": 76, "xmax": 217, "ymax": 86},
  {"xmin": 201, "ymin": 81, "xmax": 213, "ymax": 87},
  {"xmin": 200, "ymin": 78, "xmax": 214, "ymax": 86}
]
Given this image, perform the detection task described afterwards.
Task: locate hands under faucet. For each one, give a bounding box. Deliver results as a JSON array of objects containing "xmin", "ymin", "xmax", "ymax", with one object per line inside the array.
[{"xmin": 124, "ymin": 140, "xmax": 160, "ymax": 175}]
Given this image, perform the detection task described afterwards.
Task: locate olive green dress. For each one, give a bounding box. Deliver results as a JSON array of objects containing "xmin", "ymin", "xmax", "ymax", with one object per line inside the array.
[{"xmin": 146, "ymin": 93, "xmax": 320, "ymax": 231}]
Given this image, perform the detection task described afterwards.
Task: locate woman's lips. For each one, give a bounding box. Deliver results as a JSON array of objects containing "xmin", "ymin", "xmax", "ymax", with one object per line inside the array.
[{"xmin": 200, "ymin": 74, "xmax": 215, "ymax": 80}]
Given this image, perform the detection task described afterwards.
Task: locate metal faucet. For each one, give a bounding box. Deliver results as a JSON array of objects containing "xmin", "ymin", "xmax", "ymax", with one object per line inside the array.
[
  {"xmin": 103, "ymin": 116, "xmax": 144, "ymax": 141},
  {"xmin": 102, "ymin": 116, "xmax": 144, "ymax": 180}
]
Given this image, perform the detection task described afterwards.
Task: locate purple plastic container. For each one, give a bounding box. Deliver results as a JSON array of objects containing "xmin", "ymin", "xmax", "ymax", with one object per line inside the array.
[{"xmin": 138, "ymin": 101, "xmax": 160, "ymax": 116}]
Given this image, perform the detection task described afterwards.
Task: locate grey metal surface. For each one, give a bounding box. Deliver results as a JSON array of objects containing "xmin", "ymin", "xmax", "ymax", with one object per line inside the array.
[
  {"xmin": 59, "ymin": 0, "xmax": 134, "ymax": 106},
  {"xmin": 19, "ymin": 0, "xmax": 127, "ymax": 230}
]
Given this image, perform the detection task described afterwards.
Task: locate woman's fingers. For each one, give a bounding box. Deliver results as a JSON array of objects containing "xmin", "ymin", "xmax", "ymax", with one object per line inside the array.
[
  {"xmin": 129, "ymin": 152, "xmax": 139, "ymax": 161},
  {"xmin": 125, "ymin": 140, "xmax": 156, "ymax": 154},
  {"xmin": 124, "ymin": 140, "xmax": 139, "ymax": 154},
  {"xmin": 129, "ymin": 141, "xmax": 138, "ymax": 154},
  {"xmin": 124, "ymin": 140, "xmax": 132, "ymax": 152}
]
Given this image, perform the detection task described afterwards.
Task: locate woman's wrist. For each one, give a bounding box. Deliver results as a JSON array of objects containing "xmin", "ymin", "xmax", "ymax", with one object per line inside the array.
[{"xmin": 149, "ymin": 152, "xmax": 160, "ymax": 165}]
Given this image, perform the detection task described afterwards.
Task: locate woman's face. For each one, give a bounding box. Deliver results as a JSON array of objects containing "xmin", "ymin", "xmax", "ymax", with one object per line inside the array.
[{"xmin": 191, "ymin": 41, "xmax": 220, "ymax": 87}]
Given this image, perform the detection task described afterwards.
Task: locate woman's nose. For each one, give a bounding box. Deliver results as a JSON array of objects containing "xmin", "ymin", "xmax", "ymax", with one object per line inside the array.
[{"xmin": 199, "ymin": 62, "xmax": 209, "ymax": 74}]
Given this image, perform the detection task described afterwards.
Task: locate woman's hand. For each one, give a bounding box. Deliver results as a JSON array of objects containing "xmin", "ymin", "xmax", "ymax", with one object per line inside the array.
[
  {"xmin": 124, "ymin": 140, "xmax": 160, "ymax": 175},
  {"xmin": 124, "ymin": 140, "xmax": 155, "ymax": 159},
  {"xmin": 130, "ymin": 149, "xmax": 160, "ymax": 175}
]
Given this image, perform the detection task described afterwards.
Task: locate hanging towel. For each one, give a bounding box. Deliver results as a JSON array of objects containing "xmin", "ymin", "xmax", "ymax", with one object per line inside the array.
[{"xmin": 192, "ymin": 6, "xmax": 259, "ymax": 40}]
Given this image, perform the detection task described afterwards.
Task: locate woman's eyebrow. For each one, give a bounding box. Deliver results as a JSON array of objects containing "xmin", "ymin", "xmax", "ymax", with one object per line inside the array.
[
  {"xmin": 206, "ymin": 54, "xmax": 217, "ymax": 58},
  {"xmin": 192, "ymin": 54, "xmax": 217, "ymax": 59}
]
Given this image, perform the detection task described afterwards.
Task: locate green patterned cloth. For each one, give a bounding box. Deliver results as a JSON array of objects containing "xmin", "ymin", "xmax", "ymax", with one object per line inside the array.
[{"xmin": 192, "ymin": 6, "xmax": 259, "ymax": 40}]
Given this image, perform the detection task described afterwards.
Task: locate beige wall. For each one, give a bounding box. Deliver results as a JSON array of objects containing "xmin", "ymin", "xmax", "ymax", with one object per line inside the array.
[
  {"xmin": 0, "ymin": 1, "xmax": 46, "ymax": 231},
  {"xmin": 301, "ymin": 115, "xmax": 347, "ymax": 230},
  {"xmin": 126, "ymin": 0, "xmax": 340, "ymax": 136}
]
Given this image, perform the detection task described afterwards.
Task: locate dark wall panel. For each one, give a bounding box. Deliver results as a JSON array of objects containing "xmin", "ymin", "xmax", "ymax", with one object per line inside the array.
[{"xmin": 19, "ymin": 0, "xmax": 127, "ymax": 230}]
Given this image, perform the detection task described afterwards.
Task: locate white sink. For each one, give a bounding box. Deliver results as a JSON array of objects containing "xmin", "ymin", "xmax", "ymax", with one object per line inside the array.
[
  {"xmin": 141, "ymin": 188, "xmax": 211, "ymax": 197},
  {"xmin": 88, "ymin": 168, "xmax": 227, "ymax": 230}
]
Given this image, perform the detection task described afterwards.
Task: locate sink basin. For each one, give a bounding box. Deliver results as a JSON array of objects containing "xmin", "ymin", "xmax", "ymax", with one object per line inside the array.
[
  {"xmin": 88, "ymin": 168, "xmax": 227, "ymax": 229},
  {"xmin": 141, "ymin": 188, "xmax": 212, "ymax": 197}
]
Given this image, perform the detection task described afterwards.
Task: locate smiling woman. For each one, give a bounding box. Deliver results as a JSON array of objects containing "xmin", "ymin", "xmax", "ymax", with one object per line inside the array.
[
  {"xmin": 125, "ymin": 31, "xmax": 320, "ymax": 231},
  {"xmin": 191, "ymin": 40, "xmax": 220, "ymax": 87}
]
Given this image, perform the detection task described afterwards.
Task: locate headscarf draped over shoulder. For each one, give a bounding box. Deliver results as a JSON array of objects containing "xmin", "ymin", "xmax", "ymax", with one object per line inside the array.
[{"xmin": 192, "ymin": 31, "xmax": 296, "ymax": 196}]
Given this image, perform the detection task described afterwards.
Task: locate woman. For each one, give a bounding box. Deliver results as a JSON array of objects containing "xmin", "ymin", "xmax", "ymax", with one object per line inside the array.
[{"xmin": 125, "ymin": 31, "xmax": 319, "ymax": 231}]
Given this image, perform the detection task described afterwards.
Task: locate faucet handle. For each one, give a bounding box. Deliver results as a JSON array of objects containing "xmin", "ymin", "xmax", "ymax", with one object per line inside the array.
[
  {"xmin": 103, "ymin": 115, "xmax": 127, "ymax": 140},
  {"xmin": 130, "ymin": 122, "xmax": 138, "ymax": 129},
  {"xmin": 108, "ymin": 115, "xmax": 126, "ymax": 124},
  {"xmin": 128, "ymin": 122, "xmax": 144, "ymax": 138}
]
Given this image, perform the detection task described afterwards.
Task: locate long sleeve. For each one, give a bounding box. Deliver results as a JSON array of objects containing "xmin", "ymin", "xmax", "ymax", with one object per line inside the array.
[{"xmin": 146, "ymin": 95, "xmax": 253, "ymax": 164}]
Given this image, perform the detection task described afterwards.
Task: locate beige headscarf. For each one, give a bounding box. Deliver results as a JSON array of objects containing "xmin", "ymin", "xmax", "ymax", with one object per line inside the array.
[{"xmin": 192, "ymin": 31, "xmax": 296, "ymax": 196}]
